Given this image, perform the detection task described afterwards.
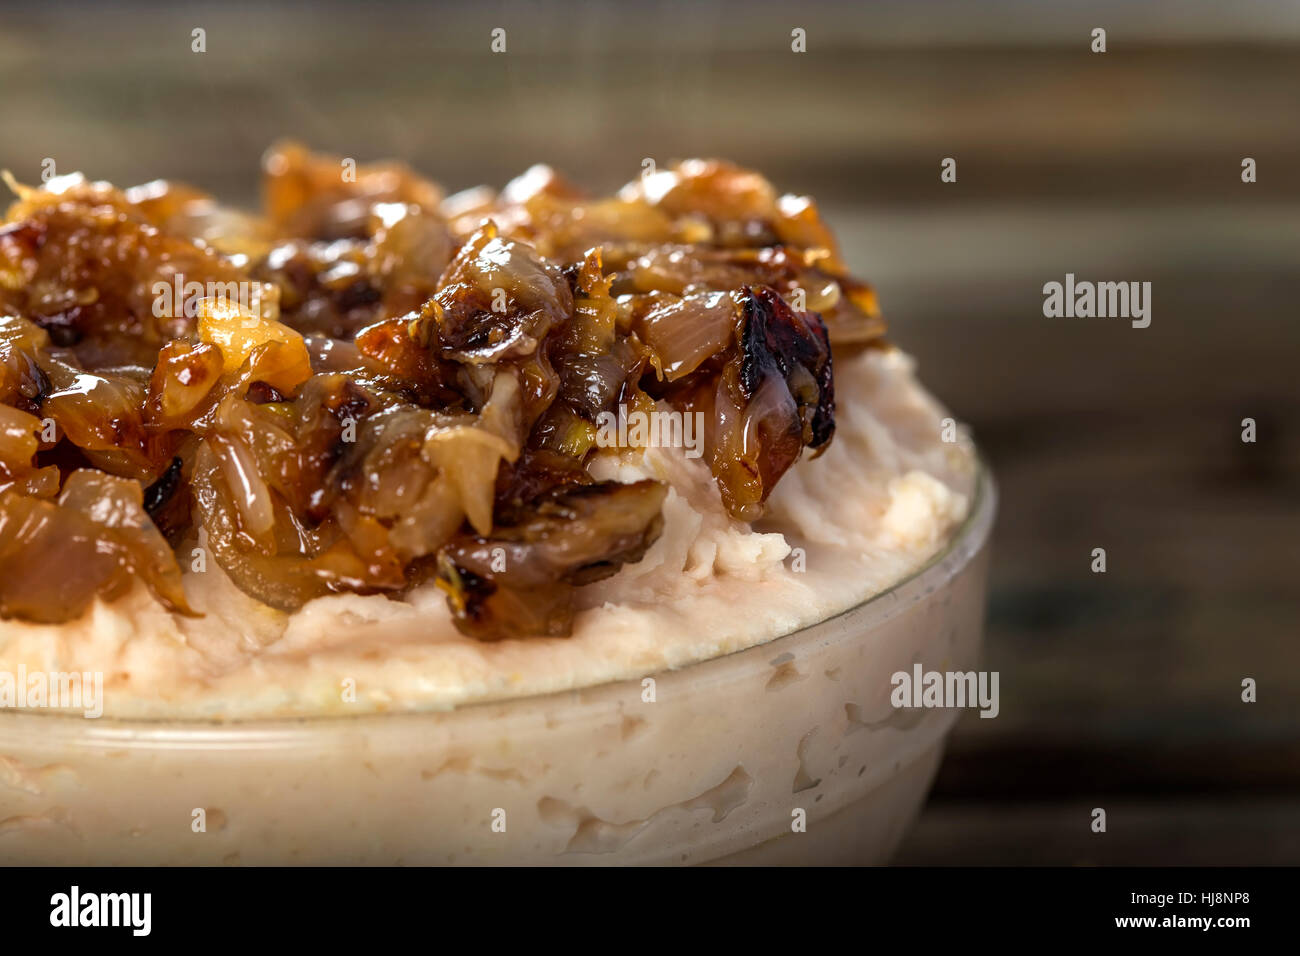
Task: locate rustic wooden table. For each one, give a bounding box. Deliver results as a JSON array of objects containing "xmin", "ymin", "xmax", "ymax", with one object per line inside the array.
[{"xmin": 2, "ymin": 1, "xmax": 1296, "ymax": 864}]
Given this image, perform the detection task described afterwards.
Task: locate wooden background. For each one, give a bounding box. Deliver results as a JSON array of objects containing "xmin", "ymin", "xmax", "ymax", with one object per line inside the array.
[{"xmin": 2, "ymin": 0, "xmax": 1297, "ymax": 864}]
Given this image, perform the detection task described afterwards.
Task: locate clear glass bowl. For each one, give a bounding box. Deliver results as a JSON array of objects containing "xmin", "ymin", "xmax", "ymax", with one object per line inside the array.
[{"xmin": 0, "ymin": 467, "xmax": 995, "ymax": 865}]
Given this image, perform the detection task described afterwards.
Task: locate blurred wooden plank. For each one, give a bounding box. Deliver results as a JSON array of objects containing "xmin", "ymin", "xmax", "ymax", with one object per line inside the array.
[{"xmin": 1, "ymin": 11, "xmax": 1299, "ymax": 204}]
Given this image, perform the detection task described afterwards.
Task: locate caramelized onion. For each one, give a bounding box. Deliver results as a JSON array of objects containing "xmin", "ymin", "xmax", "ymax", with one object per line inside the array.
[
  {"xmin": 0, "ymin": 470, "xmax": 192, "ymax": 622},
  {"xmin": 707, "ymin": 286, "xmax": 833, "ymax": 520},
  {"xmin": 0, "ymin": 404, "xmax": 59, "ymax": 497},
  {"xmin": 0, "ymin": 147, "xmax": 868, "ymax": 637},
  {"xmin": 436, "ymin": 479, "xmax": 667, "ymax": 639},
  {"xmin": 422, "ymin": 223, "xmax": 573, "ymax": 364},
  {"xmin": 630, "ymin": 291, "xmax": 737, "ymax": 382},
  {"xmin": 41, "ymin": 370, "xmax": 154, "ymax": 479},
  {"xmin": 0, "ymin": 314, "xmax": 52, "ymax": 409}
]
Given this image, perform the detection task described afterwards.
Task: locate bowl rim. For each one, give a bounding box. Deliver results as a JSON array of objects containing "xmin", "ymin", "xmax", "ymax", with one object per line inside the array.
[{"xmin": 0, "ymin": 459, "xmax": 996, "ymax": 738}]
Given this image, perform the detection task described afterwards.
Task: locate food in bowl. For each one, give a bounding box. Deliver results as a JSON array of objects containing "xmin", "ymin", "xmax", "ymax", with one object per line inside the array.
[{"xmin": 0, "ymin": 146, "xmax": 985, "ymax": 863}]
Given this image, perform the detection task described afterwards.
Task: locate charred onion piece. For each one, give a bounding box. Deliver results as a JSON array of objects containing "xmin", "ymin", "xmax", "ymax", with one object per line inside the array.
[
  {"xmin": 709, "ymin": 285, "xmax": 834, "ymax": 521},
  {"xmin": 418, "ymin": 223, "xmax": 573, "ymax": 364},
  {"xmin": 436, "ymin": 479, "xmax": 667, "ymax": 639}
]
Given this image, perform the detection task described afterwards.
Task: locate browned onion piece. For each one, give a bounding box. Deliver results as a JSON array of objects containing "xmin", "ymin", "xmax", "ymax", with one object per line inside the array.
[
  {"xmin": 353, "ymin": 315, "xmax": 463, "ymax": 406},
  {"xmin": 625, "ymin": 244, "xmax": 883, "ymax": 345},
  {"xmin": 125, "ymin": 179, "xmax": 272, "ymax": 260},
  {"xmin": 0, "ymin": 314, "xmax": 52, "ymax": 410},
  {"xmin": 0, "ymin": 470, "xmax": 193, "ymax": 622},
  {"xmin": 435, "ymin": 479, "xmax": 667, "ymax": 639},
  {"xmin": 146, "ymin": 340, "xmax": 224, "ymax": 431},
  {"xmin": 621, "ymin": 159, "xmax": 779, "ymax": 225},
  {"xmin": 0, "ymin": 404, "xmax": 59, "ymax": 497},
  {"xmin": 190, "ymin": 439, "xmax": 406, "ymax": 610},
  {"xmin": 629, "ymin": 290, "xmax": 738, "ymax": 382},
  {"xmin": 41, "ymin": 369, "xmax": 155, "ymax": 479},
  {"xmin": 1, "ymin": 178, "xmax": 252, "ymax": 365},
  {"xmin": 262, "ymin": 141, "xmax": 444, "ymax": 241},
  {"xmin": 707, "ymin": 285, "xmax": 834, "ymax": 521},
  {"xmin": 420, "ymin": 224, "xmax": 573, "ymax": 364}
]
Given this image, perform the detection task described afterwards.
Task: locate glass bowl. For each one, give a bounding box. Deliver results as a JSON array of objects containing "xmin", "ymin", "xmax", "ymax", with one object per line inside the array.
[{"xmin": 0, "ymin": 466, "xmax": 995, "ymax": 865}]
